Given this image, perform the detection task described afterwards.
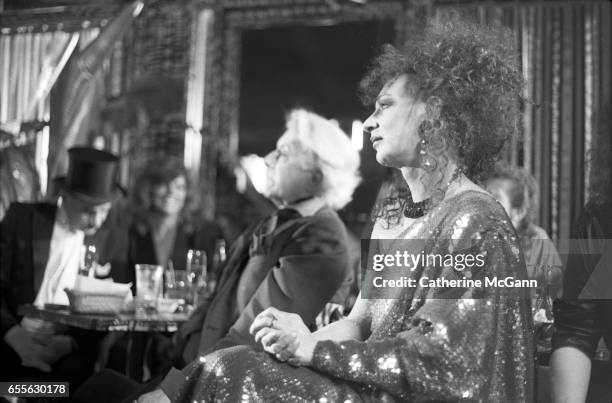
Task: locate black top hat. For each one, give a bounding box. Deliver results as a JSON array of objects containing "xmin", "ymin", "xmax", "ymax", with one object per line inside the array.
[{"xmin": 63, "ymin": 147, "xmax": 119, "ymax": 204}]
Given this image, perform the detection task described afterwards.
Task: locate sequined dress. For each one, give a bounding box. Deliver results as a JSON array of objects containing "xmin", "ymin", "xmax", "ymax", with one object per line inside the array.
[{"xmin": 171, "ymin": 190, "xmax": 534, "ymax": 402}]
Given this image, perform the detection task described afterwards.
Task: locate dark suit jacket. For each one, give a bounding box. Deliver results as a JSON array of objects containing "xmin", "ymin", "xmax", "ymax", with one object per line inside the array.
[
  {"xmin": 173, "ymin": 206, "xmax": 351, "ymax": 364},
  {"xmin": 0, "ymin": 202, "xmax": 112, "ymax": 367}
]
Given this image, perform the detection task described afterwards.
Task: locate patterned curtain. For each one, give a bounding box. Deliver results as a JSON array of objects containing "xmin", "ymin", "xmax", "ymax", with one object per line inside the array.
[
  {"xmin": 436, "ymin": 1, "xmax": 612, "ymax": 241},
  {"xmin": 0, "ymin": 31, "xmax": 77, "ymax": 125},
  {"xmin": 0, "ymin": 31, "xmax": 78, "ymax": 219},
  {"xmin": 0, "ymin": 28, "xmax": 109, "ymax": 200}
]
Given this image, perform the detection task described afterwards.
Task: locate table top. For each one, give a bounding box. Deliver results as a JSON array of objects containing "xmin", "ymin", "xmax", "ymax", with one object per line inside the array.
[{"xmin": 18, "ymin": 304, "xmax": 190, "ymax": 332}]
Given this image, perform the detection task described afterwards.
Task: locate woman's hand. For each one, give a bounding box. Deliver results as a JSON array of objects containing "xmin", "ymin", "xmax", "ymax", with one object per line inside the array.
[{"xmin": 249, "ymin": 307, "xmax": 317, "ymax": 366}]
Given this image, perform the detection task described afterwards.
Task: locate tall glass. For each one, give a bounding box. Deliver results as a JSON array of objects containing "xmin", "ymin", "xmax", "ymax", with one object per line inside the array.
[
  {"xmin": 135, "ymin": 264, "xmax": 163, "ymax": 317},
  {"xmin": 186, "ymin": 249, "xmax": 207, "ymax": 306}
]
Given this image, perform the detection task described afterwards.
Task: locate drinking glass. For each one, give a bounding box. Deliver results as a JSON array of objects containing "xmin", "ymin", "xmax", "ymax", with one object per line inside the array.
[{"xmin": 135, "ymin": 264, "xmax": 163, "ymax": 317}]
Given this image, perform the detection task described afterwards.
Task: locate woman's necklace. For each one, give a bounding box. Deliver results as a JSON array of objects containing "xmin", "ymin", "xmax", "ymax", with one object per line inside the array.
[{"xmin": 403, "ymin": 168, "xmax": 462, "ymax": 219}]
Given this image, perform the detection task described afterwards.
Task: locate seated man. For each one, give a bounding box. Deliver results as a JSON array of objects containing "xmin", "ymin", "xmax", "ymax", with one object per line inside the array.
[
  {"xmin": 0, "ymin": 147, "xmax": 120, "ymax": 390},
  {"xmin": 76, "ymin": 109, "xmax": 361, "ymax": 403}
]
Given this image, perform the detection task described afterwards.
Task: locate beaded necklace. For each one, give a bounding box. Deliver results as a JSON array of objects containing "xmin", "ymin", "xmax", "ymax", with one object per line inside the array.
[{"xmin": 403, "ymin": 168, "xmax": 462, "ymax": 219}]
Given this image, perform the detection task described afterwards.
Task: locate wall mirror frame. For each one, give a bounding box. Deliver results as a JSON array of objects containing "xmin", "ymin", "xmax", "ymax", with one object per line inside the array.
[{"xmin": 193, "ymin": 0, "xmax": 430, "ymax": 216}]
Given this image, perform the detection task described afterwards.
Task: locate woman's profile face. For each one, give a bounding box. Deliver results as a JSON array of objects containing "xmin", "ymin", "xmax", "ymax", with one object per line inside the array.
[
  {"xmin": 363, "ymin": 74, "xmax": 427, "ymax": 168},
  {"xmin": 151, "ymin": 175, "xmax": 187, "ymax": 216},
  {"xmin": 264, "ymin": 138, "xmax": 317, "ymax": 204}
]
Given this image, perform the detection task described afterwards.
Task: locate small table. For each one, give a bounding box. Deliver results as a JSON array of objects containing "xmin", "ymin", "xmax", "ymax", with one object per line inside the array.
[
  {"xmin": 18, "ymin": 305, "xmax": 190, "ymax": 380},
  {"xmin": 19, "ymin": 304, "xmax": 189, "ymax": 332}
]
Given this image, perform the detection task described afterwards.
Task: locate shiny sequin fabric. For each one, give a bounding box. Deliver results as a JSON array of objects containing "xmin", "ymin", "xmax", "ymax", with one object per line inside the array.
[{"xmin": 172, "ymin": 190, "xmax": 534, "ymax": 402}]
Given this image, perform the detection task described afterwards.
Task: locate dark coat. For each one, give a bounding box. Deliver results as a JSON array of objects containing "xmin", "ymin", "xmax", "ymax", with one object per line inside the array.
[{"xmin": 176, "ymin": 206, "xmax": 351, "ymax": 364}]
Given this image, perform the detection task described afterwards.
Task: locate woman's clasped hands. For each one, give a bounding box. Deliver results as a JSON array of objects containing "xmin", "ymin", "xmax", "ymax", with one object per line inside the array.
[{"xmin": 249, "ymin": 307, "xmax": 317, "ymax": 366}]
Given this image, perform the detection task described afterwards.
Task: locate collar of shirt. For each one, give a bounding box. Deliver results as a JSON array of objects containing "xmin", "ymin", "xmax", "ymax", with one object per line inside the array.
[{"xmin": 286, "ymin": 196, "xmax": 326, "ymax": 217}]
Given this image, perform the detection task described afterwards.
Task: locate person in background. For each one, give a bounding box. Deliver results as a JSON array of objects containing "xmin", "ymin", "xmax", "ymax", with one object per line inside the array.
[
  {"xmin": 485, "ymin": 164, "xmax": 563, "ymax": 298},
  {"xmin": 126, "ymin": 159, "xmax": 224, "ymax": 284},
  {"xmin": 103, "ymin": 159, "xmax": 225, "ymax": 377},
  {"xmin": 550, "ymin": 129, "xmax": 612, "ymax": 402},
  {"xmin": 0, "ymin": 147, "xmax": 119, "ymax": 390}
]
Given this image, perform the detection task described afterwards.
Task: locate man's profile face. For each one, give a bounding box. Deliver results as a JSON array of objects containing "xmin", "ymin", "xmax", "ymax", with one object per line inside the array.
[
  {"xmin": 263, "ymin": 138, "xmax": 318, "ymax": 204},
  {"xmin": 63, "ymin": 194, "xmax": 112, "ymax": 235}
]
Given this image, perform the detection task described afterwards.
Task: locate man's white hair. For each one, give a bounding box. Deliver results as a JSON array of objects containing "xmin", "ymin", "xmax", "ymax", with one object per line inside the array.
[{"xmin": 280, "ymin": 108, "xmax": 361, "ymax": 210}]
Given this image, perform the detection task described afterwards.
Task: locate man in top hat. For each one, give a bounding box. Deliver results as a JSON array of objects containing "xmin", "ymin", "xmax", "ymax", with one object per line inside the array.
[{"xmin": 0, "ymin": 147, "xmax": 120, "ymax": 388}]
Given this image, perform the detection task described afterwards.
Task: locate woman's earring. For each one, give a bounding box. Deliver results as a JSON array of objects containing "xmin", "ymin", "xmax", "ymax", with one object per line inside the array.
[
  {"xmin": 421, "ymin": 155, "xmax": 438, "ymax": 172},
  {"xmin": 419, "ymin": 139, "xmax": 437, "ymax": 172}
]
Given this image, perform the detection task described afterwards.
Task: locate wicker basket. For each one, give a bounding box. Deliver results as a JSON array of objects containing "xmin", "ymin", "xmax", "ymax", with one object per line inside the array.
[{"xmin": 65, "ymin": 288, "xmax": 129, "ymax": 314}]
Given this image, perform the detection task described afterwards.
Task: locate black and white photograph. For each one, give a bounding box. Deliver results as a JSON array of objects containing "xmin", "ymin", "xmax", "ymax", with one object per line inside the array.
[{"xmin": 0, "ymin": 0, "xmax": 610, "ymax": 402}]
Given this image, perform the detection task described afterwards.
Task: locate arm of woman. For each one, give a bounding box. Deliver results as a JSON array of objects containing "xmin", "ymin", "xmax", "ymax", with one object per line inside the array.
[
  {"xmin": 550, "ymin": 347, "xmax": 591, "ymax": 403},
  {"xmin": 312, "ymin": 293, "xmax": 371, "ymax": 342},
  {"xmin": 551, "ymin": 297, "xmax": 603, "ymax": 402}
]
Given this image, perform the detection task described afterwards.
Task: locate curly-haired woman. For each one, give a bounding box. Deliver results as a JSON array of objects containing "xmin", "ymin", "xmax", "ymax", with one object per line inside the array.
[{"xmin": 138, "ymin": 18, "xmax": 534, "ymax": 403}]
